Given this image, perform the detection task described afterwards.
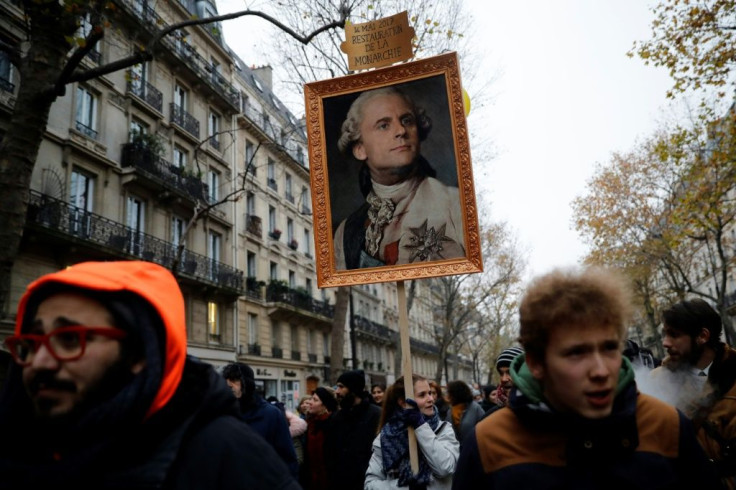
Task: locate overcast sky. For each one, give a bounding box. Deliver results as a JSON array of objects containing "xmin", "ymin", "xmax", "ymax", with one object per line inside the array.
[{"xmin": 218, "ymin": 0, "xmax": 676, "ymax": 280}]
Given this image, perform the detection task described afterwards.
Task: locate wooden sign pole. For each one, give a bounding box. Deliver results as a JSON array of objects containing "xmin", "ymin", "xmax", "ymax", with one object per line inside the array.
[{"xmin": 397, "ymin": 280, "xmax": 419, "ymax": 474}]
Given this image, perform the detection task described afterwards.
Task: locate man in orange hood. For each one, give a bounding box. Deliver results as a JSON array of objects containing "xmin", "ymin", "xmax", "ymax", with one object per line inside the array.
[{"xmin": 0, "ymin": 261, "xmax": 300, "ymax": 489}]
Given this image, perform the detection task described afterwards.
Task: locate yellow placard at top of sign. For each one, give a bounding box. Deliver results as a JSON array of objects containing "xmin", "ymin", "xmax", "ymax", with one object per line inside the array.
[{"xmin": 340, "ymin": 11, "xmax": 415, "ymax": 71}]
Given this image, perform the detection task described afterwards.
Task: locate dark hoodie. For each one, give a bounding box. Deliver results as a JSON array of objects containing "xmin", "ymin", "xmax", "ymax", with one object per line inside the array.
[
  {"xmin": 0, "ymin": 261, "xmax": 300, "ymax": 489},
  {"xmin": 452, "ymin": 356, "xmax": 723, "ymax": 490}
]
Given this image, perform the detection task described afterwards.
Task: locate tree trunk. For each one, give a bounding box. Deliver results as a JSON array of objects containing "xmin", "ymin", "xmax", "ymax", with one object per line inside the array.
[
  {"xmin": 329, "ymin": 286, "xmax": 349, "ymax": 384},
  {"xmin": 0, "ymin": 3, "xmax": 75, "ymax": 316}
]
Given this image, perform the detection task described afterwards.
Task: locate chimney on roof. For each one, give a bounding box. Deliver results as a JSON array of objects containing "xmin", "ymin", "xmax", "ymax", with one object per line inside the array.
[{"xmin": 252, "ymin": 65, "xmax": 273, "ymax": 91}]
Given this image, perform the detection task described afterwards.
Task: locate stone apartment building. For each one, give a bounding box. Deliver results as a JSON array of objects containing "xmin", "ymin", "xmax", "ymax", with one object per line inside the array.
[{"xmin": 0, "ymin": 0, "xmax": 472, "ymax": 410}]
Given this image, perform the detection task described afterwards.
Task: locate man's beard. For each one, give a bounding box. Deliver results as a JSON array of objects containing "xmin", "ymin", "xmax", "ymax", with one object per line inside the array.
[
  {"xmin": 339, "ymin": 391, "xmax": 357, "ymax": 410},
  {"xmin": 29, "ymin": 359, "xmax": 138, "ymax": 427},
  {"xmin": 667, "ymin": 339, "xmax": 705, "ymax": 370}
]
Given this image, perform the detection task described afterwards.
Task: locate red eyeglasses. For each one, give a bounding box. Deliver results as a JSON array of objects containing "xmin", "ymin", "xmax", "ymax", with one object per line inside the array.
[{"xmin": 4, "ymin": 326, "xmax": 127, "ymax": 366}]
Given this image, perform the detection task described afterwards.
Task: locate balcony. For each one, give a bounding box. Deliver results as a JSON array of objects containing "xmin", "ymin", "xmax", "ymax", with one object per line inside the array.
[
  {"xmin": 26, "ymin": 190, "xmax": 243, "ymax": 294},
  {"xmin": 245, "ymin": 276, "xmax": 264, "ymax": 300},
  {"xmin": 127, "ymin": 76, "xmax": 163, "ymax": 113},
  {"xmin": 239, "ymin": 104, "xmax": 308, "ymax": 170},
  {"xmin": 267, "ymin": 178, "xmax": 278, "ymax": 192},
  {"xmin": 291, "ymin": 351, "xmax": 301, "ymax": 361},
  {"xmin": 245, "ymin": 214, "xmax": 262, "ymax": 238},
  {"xmin": 117, "ymin": 0, "xmax": 239, "ymax": 111},
  {"xmin": 248, "ymin": 343, "xmax": 261, "ymax": 355},
  {"xmin": 266, "ymin": 281, "xmax": 334, "ymax": 326},
  {"xmin": 86, "ymin": 49, "xmax": 101, "ymax": 64},
  {"xmin": 75, "ymin": 121, "xmax": 98, "ymax": 140},
  {"xmin": 272, "ymin": 347, "xmax": 283, "ymax": 359},
  {"xmin": 268, "ymin": 229, "xmax": 282, "ymax": 241},
  {"xmin": 288, "ymin": 239, "xmax": 298, "ymax": 251},
  {"xmin": 121, "ymin": 143, "xmax": 207, "ymax": 202},
  {"xmin": 353, "ymin": 315, "xmax": 398, "ymax": 345},
  {"xmin": 170, "ymin": 103, "xmax": 200, "ymax": 139},
  {"xmin": 308, "ymin": 353, "xmax": 317, "ymax": 363},
  {"xmin": 285, "ymin": 192, "xmax": 295, "ymax": 204}
]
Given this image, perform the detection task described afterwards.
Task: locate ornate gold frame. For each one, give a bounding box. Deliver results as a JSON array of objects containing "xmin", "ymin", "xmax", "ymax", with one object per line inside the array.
[{"xmin": 304, "ymin": 52, "xmax": 482, "ymax": 287}]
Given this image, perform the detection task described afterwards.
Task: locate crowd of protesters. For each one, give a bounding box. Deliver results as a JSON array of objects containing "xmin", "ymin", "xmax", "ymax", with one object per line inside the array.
[{"xmin": 0, "ymin": 260, "xmax": 732, "ymax": 488}]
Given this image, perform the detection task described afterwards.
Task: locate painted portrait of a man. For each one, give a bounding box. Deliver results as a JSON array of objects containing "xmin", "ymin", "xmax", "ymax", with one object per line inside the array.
[{"xmin": 330, "ymin": 82, "xmax": 465, "ymax": 270}]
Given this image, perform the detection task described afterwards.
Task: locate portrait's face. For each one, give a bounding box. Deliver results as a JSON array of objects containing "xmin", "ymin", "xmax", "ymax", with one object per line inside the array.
[
  {"xmin": 662, "ymin": 324, "xmax": 700, "ymax": 368},
  {"xmin": 527, "ymin": 323, "xmax": 622, "ymax": 420},
  {"xmin": 309, "ymin": 393, "xmax": 325, "ymax": 414},
  {"xmin": 22, "ymin": 293, "xmax": 132, "ymax": 419},
  {"xmin": 226, "ymin": 378, "xmax": 243, "ymax": 399},
  {"xmin": 371, "ymin": 386, "xmax": 384, "ymax": 404},
  {"xmin": 352, "ymin": 93, "xmax": 420, "ymax": 185}
]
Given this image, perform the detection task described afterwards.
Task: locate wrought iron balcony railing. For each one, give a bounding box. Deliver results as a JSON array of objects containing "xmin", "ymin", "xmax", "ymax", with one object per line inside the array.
[
  {"xmin": 127, "ymin": 76, "xmax": 163, "ymax": 112},
  {"xmin": 121, "ymin": 143, "xmax": 208, "ymax": 202},
  {"xmin": 291, "ymin": 351, "xmax": 301, "ymax": 361},
  {"xmin": 272, "ymin": 347, "xmax": 283, "ymax": 358},
  {"xmin": 308, "ymin": 353, "xmax": 317, "ymax": 363},
  {"xmin": 248, "ymin": 343, "xmax": 261, "ymax": 355},
  {"xmin": 117, "ymin": 0, "xmax": 239, "ymax": 110},
  {"xmin": 75, "ymin": 121, "xmax": 98, "ymax": 140},
  {"xmin": 170, "ymin": 103, "xmax": 200, "ymax": 139},
  {"xmin": 266, "ymin": 283, "xmax": 334, "ymax": 319},
  {"xmin": 241, "ymin": 103, "xmax": 308, "ymax": 170},
  {"xmin": 26, "ymin": 190, "xmax": 244, "ymax": 292},
  {"xmin": 353, "ymin": 315, "xmax": 399, "ymax": 343}
]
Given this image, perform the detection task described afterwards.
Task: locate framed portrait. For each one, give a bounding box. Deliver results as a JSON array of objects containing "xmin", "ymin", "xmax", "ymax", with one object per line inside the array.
[{"xmin": 305, "ymin": 52, "xmax": 482, "ymax": 287}]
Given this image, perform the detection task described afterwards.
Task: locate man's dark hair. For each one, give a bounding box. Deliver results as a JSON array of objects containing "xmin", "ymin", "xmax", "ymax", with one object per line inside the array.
[
  {"xmin": 662, "ymin": 298, "xmax": 722, "ymax": 348},
  {"xmin": 446, "ymin": 380, "xmax": 473, "ymax": 406}
]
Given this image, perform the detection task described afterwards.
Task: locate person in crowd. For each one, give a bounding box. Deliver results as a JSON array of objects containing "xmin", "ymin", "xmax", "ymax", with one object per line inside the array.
[
  {"xmin": 298, "ymin": 394, "xmax": 312, "ymax": 418},
  {"xmin": 371, "ymin": 383, "xmax": 386, "ymax": 405},
  {"xmin": 479, "ymin": 384, "xmax": 496, "ymax": 412},
  {"xmin": 493, "ymin": 346, "xmax": 524, "ymax": 411},
  {"xmin": 444, "ymin": 380, "xmax": 484, "ymax": 446},
  {"xmin": 222, "ymin": 362, "xmax": 299, "ymax": 479},
  {"xmin": 429, "ymin": 380, "xmax": 450, "ymax": 420},
  {"xmin": 622, "ymin": 338, "xmax": 658, "ymax": 368},
  {"xmin": 0, "ymin": 260, "xmax": 299, "ymax": 488},
  {"xmin": 452, "ymin": 267, "xmax": 722, "ymax": 489},
  {"xmin": 648, "ymin": 298, "xmax": 736, "ymax": 488},
  {"xmin": 325, "ymin": 369, "xmax": 381, "ymax": 490},
  {"xmin": 365, "ymin": 375, "xmax": 459, "ymax": 489},
  {"xmin": 302, "ymin": 386, "xmax": 338, "ymax": 490},
  {"xmin": 333, "ymin": 86, "xmax": 465, "ymax": 269},
  {"xmin": 285, "ymin": 408, "xmax": 307, "ymax": 468}
]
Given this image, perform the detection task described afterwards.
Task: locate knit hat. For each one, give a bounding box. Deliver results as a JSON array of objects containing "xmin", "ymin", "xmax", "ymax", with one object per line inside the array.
[
  {"xmin": 496, "ymin": 347, "xmax": 524, "ymax": 373},
  {"xmin": 314, "ymin": 386, "xmax": 338, "ymax": 413},
  {"xmin": 337, "ymin": 369, "xmax": 366, "ymax": 394}
]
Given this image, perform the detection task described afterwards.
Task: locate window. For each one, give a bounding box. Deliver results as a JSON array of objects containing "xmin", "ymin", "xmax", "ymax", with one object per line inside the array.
[
  {"xmin": 289, "ymin": 270, "xmax": 296, "ymax": 289},
  {"xmin": 306, "ymin": 278, "xmax": 313, "ymax": 296},
  {"xmin": 285, "ymin": 173, "xmax": 293, "ymax": 203},
  {"xmin": 126, "ymin": 195, "xmax": 145, "ymax": 256},
  {"xmin": 272, "ymin": 321, "xmax": 281, "ymax": 347},
  {"xmin": 75, "ymin": 86, "xmax": 97, "ymax": 138},
  {"xmin": 130, "ymin": 62, "xmax": 146, "ymax": 94},
  {"xmin": 207, "ymin": 302, "xmax": 220, "ymax": 338},
  {"xmin": 270, "ymin": 261, "xmax": 278, "ymax": 280},
  {"xmin": 208, "ymin": 110, "xmax": 221, "ymax": 149},
  {"xmin": 267, "ymin": 159, "xmax": 276, "ymax": 190},
  {"xmin": 208, "ymin": 170, "xmax": 219, "ymax": 203},
  {"xmin": 307, "ymin": 330, "xmax": 314, "ymax": 354},
  {"xmin": 173, "ymin": 145, "xmax": 187, "ymax": 169},
  {"xmin": 70, "ymin": 169, "xmax": 94, "ymax": 237},
  {"xmin": 174, "ymin": 83, "xmax": 188, "ymax": 109},
  {"xmin": 252, "ymin": 74, "xmax": 263, "ymax": 92},
  {"xmin": 287, "ymin": 218, "xmax": 294, "ymax": 242},
  {"xmin": 296, "ymin": 146, "xmax": 304, "ymax": 165},
  {"xmin": 0, "ymin": 52, "xmax": 15, "ymax": 90},
  {"xmin": 246, "ymin": 191, "xmax": 255, "ymax": 215},
  {"xmin": 323, "ymin": 333, "xmax": 330, "ymax": 357},
  {"xmin": 248, "ymin": 313, "xmax": 258, "ymax": 345},
  {"xmin": 245, "ymin": 140, "xmax": 256, "ymax": 172},
  {"xmin": 247, "ymin": 251, "xmax": 257, "ymax": 277},
  {"xmin": 129, "ymin": 119, "xmax": 148, "ymax": 140},
  {"xmin": 208, "ymin": 231, "xmax": 221, "ymax": 263},
  {"xmin": 300, "ymin": 186, "xmax": 311, "ymax": 214},
  {"xmin": 70, "ymin": 169, "xmax": 94, "ymax": 211},
  {"xmin": 303, "ymin": 229, "xmax": 311, "ymax": 255},
  {"xmin": 291, "ymin": 325, "xmax": 299, "ymax": 351},
  {"xmin": 268, "ymin": 206, "xmax": 276, "ymax": 233},
  {"xmin": 171, "ymin": 216, "xmax": 185, "ymax": 248},
  {"xmin": 210, "ymin": 57, "xmax": 221, "ymax": 84}
]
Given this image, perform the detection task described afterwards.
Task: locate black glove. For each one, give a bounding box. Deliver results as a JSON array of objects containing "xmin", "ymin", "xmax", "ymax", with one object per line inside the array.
[{"xmin": 402, "ymin": 398, "xmax": 425, "ymax": 428}]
